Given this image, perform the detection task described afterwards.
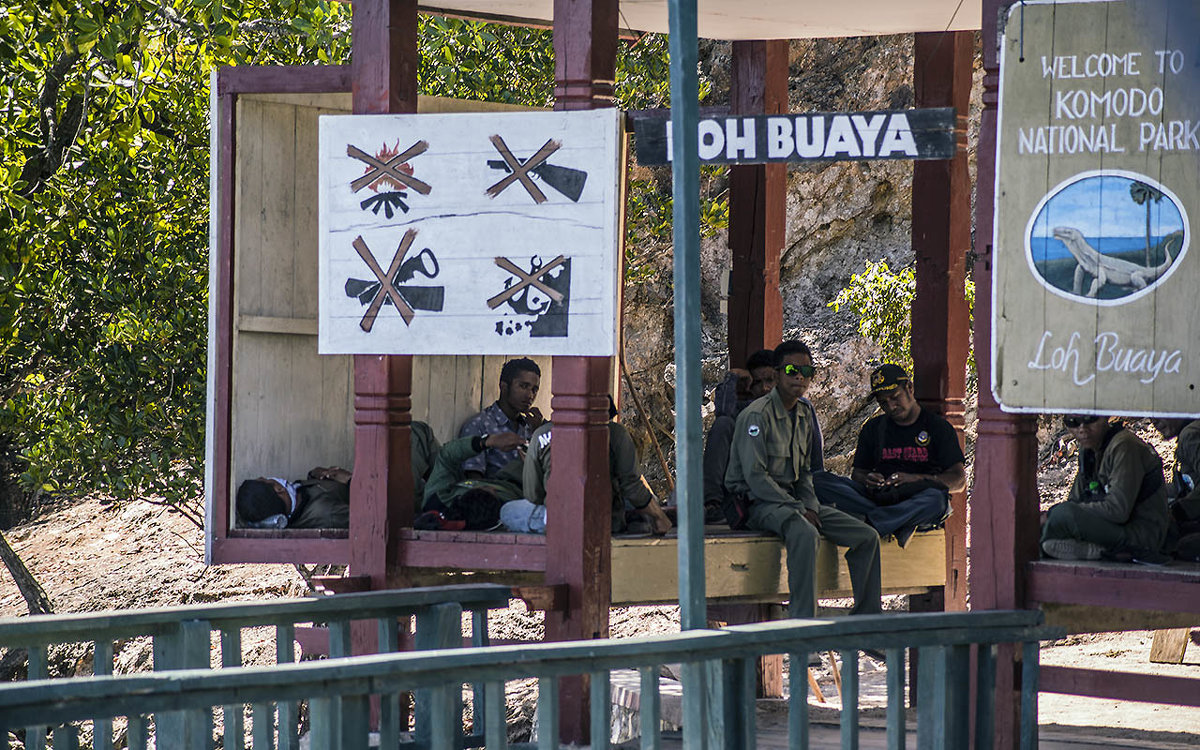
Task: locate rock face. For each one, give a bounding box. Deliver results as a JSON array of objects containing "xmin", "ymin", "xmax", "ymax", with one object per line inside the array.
[{"xmin": 620, "ymin": 34, "xmax": 981, "ymax": 492}]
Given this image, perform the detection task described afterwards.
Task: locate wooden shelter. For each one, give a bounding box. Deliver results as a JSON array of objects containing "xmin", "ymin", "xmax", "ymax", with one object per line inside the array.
[{"xmin": 203, "ymin": 1, "xmax": 1197, "ymax": 746}]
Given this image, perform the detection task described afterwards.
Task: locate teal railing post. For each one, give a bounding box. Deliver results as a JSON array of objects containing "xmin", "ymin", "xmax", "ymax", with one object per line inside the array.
[
  {"xmin": 788, "ymin": 652, "xmax": 810, "ymax": 748},
  {"xmin": 885, "ymin": 648, "xmax": 906, "ymax": 749},
  {"xmin": 974, "ymin": 644, "xmax": 997, "ymax": 750},
  {"xmin": 537, "ymin": 676, "xmax": 560, "ymax": 750},
  {"xmin": 220, "ymin": 628, "xmax": 244, "ymax": 750},
  {"xmin": 276, "ymin": 623, "xmax": 299, "ymax": 750},
  {"xmin": 377, "ymin": 617, "xmax": 402, "ymax": 748},
  {"xmin": 1019, "ymin": 641, "xmax": 1040, "ymax": 750},
  {"xmin": 639, "ymin": 666, "xmax": 661, "ymax": 750},
  {"xmin": 414, "ymin": 602, "xmax": 464, "ymax": 746},
  {"xmin": 93, "ymin": 640, "xmax": 114, "ymax": 750},
  {"xmin": 839, "ymin": 650, "xmax": 859, "ymax": 749},
  {"xmin": 589, "ymin": 670, "xmax": 612, "ymax": 750},
  {"xmin": 470, "ymin": 608, "xmax": 490, "ymax": 739},
  {"xmin": 28, "ymin": 644, "xmax": 47, "ymax": 750},
  {"xmin": 153, "ymin": 619, "xmax": 211, "ymax": 749},
  {"xmin": 667, "ymin": 0, "xmax": 707, "ymax": 745}
]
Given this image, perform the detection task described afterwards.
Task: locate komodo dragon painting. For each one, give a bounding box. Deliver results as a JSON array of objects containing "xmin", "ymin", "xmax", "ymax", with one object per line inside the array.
[{"xmin": 1052, "ymin": 226, "xmax": 1182, "ymax": 298}]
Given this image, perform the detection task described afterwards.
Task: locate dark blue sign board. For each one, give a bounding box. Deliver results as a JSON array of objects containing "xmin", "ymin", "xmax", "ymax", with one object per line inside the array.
[{"xmin": 633, "ymin": 107, "xmax": 957, "ymax": 165}]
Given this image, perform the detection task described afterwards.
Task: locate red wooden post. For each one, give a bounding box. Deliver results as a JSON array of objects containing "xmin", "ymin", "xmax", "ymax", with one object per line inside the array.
[
  {"xmin": 548, "ymin": 0, "xmax": 618, "ymax": 743},
  {"xmin": 348, "ymin": 0, "xmax": 418, "ymax": 607},
  {"xmin": 727, "ymin": 40, "xmax": 787, "ymax": 367},
  {"xmin": 911, "ymin": 31, "xmax": 974, "ymax": 613},
  {"xmin": 970, "ymin": 2, "xmax": 1042, "ymax": 747}
]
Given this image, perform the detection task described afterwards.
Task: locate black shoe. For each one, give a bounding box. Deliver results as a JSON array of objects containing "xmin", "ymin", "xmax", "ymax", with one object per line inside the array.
[{"xmin": 704, "ymin": 501, "xmax": 726, "ymax": 525}]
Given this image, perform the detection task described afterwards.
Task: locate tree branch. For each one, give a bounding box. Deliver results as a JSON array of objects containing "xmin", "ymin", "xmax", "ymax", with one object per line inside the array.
[{"xmin": 0, "ymin": 530, "xmax": 53, "ymax": 616}]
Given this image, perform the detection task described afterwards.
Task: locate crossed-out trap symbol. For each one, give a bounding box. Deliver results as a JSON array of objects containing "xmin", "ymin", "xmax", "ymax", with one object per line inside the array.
[
  {"xmin": 487, "ymin": 255, "xmax": 568, "ymax": 309},
  {"xmin": 485, "ymin": 135, "xmax": 562, "ymax": 204},
  {"xmin": 352, "ymin": 230, "xmax": 427, "ymax": 331},
  {"xmin": 347, "ymin": 141, "xmax": 433, "ymax": 195}
]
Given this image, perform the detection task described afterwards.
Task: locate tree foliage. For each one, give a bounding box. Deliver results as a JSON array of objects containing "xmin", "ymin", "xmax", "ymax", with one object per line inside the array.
[
  {"xmin": 0, "ymin": 3, "xmax": 698, "ymax": 519},
  {"xmin": 0, "ymin": 1, "xmax": 354, "ymax": 519},
  {"xmin": 829, "ymin": 260, "xmax": 976, "ymax": 377}
]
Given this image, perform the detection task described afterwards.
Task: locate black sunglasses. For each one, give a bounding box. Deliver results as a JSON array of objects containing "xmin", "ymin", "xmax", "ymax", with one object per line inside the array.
[
  {"xmin": 779, "ymin": 364, "xmax": 817, "ymax": 378},
  {"xmin": 1063, "ymin": 415, "xmax": 1101, "ymax": 429}
]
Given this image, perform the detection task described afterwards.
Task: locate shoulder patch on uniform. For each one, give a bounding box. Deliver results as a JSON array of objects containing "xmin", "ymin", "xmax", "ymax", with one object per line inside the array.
[
  {"xmin": 537, "ymin": 430, "xmax": 553, "ymax": 450},
  {"xmin": 747, "ymin": 424, "xmax": 761, "ymax": 437},
  {"xmin": 916, "ymin": 430, "xmax": 930, "ymax": 446}
]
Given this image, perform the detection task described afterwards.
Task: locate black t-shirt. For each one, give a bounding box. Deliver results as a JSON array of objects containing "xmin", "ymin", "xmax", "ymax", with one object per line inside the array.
[{"xmin": 853, "ymin": 409, "xmax": 965, "ymax": 477}]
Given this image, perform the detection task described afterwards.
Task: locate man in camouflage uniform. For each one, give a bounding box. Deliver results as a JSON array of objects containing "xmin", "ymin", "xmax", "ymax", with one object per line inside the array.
[
  {"xmin": 517, "ymin": 397, "xmax": 671, "ymax": 535},
  {"xmin": 726, "ymin": 340, "xmax": 881, "ymax": 619}
]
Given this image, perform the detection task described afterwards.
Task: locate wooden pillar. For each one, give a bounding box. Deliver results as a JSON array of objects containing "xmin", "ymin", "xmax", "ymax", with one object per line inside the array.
[
  {"xmin": 548, "ymin": 0, "xmax": 618, "ymax": 743},
  {"xmin": 348, "ymin": 0, "xmax": 418, "ymax": 601},
  {"xmin": 727, "ymin": 40, "xmax": 787, "ymax": 366},
  {"xmin": 911, "ymin": 31, "xmax": 973, "ymax": 613},
  {"xmin": 969, "ymin": 2, "xmax": 1042, "ymax": 748}
]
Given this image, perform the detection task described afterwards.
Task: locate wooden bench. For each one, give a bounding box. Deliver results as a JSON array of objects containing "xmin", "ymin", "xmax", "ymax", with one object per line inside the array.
[{"xmin": 396, "ymin": 526, "xmax": 947, "ymax": 606}]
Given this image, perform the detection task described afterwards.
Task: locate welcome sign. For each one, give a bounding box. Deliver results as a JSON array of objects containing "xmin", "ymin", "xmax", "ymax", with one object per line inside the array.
[
  {"xmin": 993, "ymin": 0, "xmax": 1200, "ymax": 416},
  {"xmin": 317, "ymin": 109, "xmax": 622, "ymax": 356}
]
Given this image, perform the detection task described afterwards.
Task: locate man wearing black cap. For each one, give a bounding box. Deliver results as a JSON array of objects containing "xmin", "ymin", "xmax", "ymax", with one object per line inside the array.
[{"xmin": 815, "ymin": 364, "xmax": 966, "ymax": 547}]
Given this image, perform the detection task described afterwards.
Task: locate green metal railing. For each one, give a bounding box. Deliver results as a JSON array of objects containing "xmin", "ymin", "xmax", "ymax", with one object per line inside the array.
[
  {"xmin": 0, "ymin": 609, "xmax": 1059, "ymax": 750},
  {"xmin": 0, "ymin": 584, "xmax": 512, "ymax": 750}
]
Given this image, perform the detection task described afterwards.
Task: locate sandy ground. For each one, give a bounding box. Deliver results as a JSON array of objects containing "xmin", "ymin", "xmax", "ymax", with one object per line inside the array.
[{"xmin": 0, "ymin": 495, "xmax": 1197, "ymax": 745}]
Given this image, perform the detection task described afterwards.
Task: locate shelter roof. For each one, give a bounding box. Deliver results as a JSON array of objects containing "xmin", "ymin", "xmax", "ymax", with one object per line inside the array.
[{"xmin": 420, "ymin": 1, "xmax": 980, "ymax": 40}]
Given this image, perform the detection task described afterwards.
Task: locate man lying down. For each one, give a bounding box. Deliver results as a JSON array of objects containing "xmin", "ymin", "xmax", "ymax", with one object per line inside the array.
[{"xmin": 236, "ymin": 466, "xmax": 352, "ymax": 529}]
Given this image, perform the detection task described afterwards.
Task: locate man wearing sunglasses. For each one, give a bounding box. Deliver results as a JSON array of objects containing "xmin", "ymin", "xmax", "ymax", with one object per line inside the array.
[
  {"xmin": 1042, "ymin": 414, "xmax": 1169, "ymax": 560},
  {"xmin": 703, "ymin": 349, "xmax": 825, "ymax": 525},
  {"xmin": 814, "ymin": 364, "xmax": 965, "ymax": 548},
  {"xmin": 725, "ymin": 340, "xmax": 881, "ymax": 619}
]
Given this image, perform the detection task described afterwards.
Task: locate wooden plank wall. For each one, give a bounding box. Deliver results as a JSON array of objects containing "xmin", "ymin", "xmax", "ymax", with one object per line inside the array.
[{"xmin": 233, "ymin": 93, "xmax": 357, "ymax": 489}]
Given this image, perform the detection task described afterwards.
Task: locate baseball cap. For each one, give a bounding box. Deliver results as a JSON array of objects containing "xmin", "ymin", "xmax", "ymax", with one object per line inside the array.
[{"xmin": 870, "ymin": 364, "xmax": 910, "ymax": 394}]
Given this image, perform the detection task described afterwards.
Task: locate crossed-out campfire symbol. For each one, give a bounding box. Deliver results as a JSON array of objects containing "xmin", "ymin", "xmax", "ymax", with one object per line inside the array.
[
  {"xmin": 348, "ymin": 140, "xmax": 432, "ymax": 218},
  {"xmin": 346, "ymin": 230, "xmax": 444, "ymax": 332}
]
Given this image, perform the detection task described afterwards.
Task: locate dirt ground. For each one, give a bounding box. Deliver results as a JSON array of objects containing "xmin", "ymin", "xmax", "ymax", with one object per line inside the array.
[{"xmin": 0, "ymin": 491, "xmax": 1197, "ymax": 744}]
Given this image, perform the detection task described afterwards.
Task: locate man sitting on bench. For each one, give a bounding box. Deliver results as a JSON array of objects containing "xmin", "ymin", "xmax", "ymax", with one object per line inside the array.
[
  {"xmin": 458, "ymin": 357, "xmax": 545, "ymax": 479},
  {"xmin": 815, "ymin": 364, "xmax": 964, "ymax": 548},
  {"xmin": 419, "ymin": 430, "xmax": 528, "ymax": 530},
  {"xmin": 510, "ymin": 396, "xmax": 672, "ymax": 535},
  {"xmin": 1042, "ymin": 414, "xmax": 1170, "ymax": 561},
  {"xmin": 1153, "ymin": 416, "xmax": 1200, "ymax": 550},
  {"xmin": 726, "ymin": 339, "xmax": 881, "ymax": 619},
  {"xmin": 702, "ymin": 349, "xmax": 782, "ymax": 523}
]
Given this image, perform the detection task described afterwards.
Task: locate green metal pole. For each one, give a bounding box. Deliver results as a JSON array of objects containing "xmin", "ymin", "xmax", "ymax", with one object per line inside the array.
[
  {"xmin": 667, "ymin": 0, "xmax": 704, "ymax": 636},
  {"xmin": 667, "ymin": 1, "xmax": 707, "ymax": 747}
]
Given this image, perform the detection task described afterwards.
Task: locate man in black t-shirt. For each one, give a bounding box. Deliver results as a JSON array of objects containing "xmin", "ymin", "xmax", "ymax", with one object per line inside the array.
[{"xmin": 814, "ymin": 364, "xmax": 966, "ymax": 547}]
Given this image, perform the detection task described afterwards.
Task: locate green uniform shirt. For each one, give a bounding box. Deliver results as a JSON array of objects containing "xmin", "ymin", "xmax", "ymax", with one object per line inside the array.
[
  {"xmin": 423, "ymin": 435, "xmax": 523, "ymax": 513},
  {"xmin": 724, "ymin": 387, "xmax": 818, "ymax": 512},
  {"xmin": 523, "ymin": 421, "xmax": 654, "ymax": 511},
  {"xmin": 1068, "ymin": 424, "xmax": 1169, "ymax": 551}
]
